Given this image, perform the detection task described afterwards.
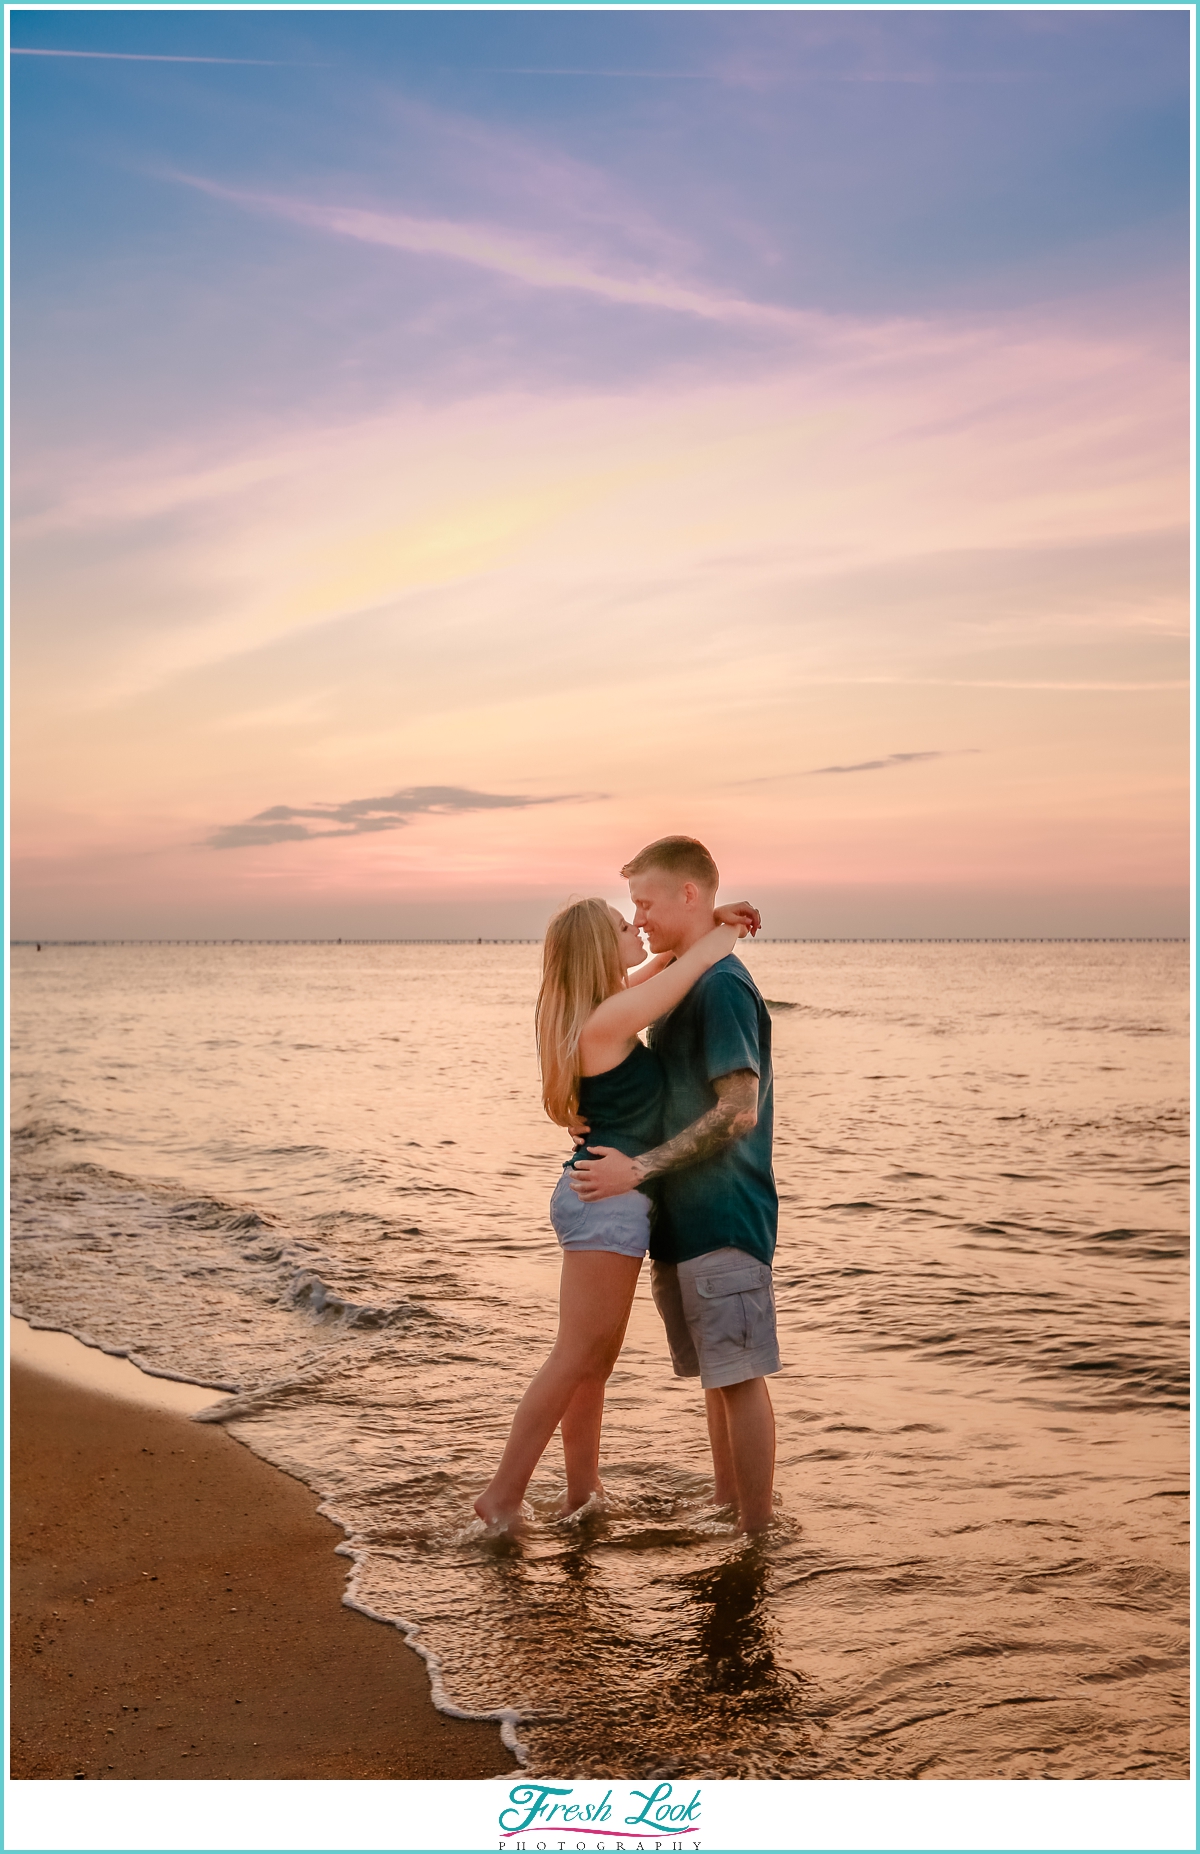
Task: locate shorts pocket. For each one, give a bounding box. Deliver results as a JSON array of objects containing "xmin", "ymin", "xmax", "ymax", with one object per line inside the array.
[
  {"xmin": 695, "ymin": 1265, "xmax": 774, "ymax": 1350},
  {"xmin": 550, "ymin": 1171, "xmax": 588, "ymax": 1240}
]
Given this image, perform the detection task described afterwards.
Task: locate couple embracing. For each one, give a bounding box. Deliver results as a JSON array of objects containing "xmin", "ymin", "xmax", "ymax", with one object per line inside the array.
[{"xmin": 476, "ymin": 835, "xmax": 780, "ymax": 1536}]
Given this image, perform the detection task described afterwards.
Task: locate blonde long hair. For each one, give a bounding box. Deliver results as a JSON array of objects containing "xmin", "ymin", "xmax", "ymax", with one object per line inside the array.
[{"xmin": 536, "ymin": 898, "xmax": 624, "ymax": 1126}]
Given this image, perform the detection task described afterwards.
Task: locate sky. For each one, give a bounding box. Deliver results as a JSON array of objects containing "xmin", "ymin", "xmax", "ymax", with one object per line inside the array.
[{"xmin": 10, "ymin": 6, "xmax": 1192, "ymax": 939}]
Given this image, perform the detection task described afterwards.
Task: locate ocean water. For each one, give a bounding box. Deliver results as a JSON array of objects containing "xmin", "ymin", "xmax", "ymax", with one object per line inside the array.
[{"xmin": 9, "ymin": 940, "xmax": 1190, "ymax": 1778}]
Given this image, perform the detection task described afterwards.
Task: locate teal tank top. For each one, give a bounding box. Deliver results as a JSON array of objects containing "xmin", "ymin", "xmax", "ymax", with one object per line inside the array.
[{"xmin": 568, "ymin": 1042, "xmax": 664, "ymax": 1190}]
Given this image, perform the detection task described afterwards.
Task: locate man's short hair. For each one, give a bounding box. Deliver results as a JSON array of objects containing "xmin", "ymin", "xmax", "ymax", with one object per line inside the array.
[{"xmin": 621, "ymin": 836, "xmax": 720, "ymax": 891}]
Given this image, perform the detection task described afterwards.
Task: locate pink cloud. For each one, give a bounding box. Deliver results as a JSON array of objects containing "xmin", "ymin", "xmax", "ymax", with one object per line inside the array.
[{"xmin": 171, "ymin": 173, "xmax": 815, "ymax": 332}]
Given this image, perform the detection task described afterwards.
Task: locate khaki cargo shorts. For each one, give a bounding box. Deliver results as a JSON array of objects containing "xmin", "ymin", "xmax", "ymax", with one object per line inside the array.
[{"xmin": 651, "ymin": 1246, "xmax": 782, "ymax": 1390}]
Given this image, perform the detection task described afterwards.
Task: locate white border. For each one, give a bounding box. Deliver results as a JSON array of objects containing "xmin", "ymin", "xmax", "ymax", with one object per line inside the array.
[
  {"xmin": 4, "ymin": 7, "xmax": 1196, "ymax": 1854},
  {"xmin": 2, "ymin": 1778, "xmax": 1198, "ymax": 1852}
]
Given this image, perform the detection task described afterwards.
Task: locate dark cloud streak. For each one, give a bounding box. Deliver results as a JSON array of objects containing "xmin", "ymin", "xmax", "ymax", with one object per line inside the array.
[
  {"xmin": 208, "ymin": 784, "xmax": 590, "ymax": 850},
  {"xmin": 808, "ymin": 750, "xmax": 946, "ymax": 776},
  {"xmin": 734, "ymin": 750, "xmax": 976, "ymax": 787}
]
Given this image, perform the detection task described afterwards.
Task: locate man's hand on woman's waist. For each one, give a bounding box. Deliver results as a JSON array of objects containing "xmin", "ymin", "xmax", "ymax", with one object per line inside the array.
[{"xmin": 568, "ymin": 1071, "xmax": 758, "ymax": 1202}]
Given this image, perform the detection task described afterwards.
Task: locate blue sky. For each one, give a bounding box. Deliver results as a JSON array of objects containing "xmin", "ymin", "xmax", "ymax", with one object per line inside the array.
[
  {"xmin": 13, "ymin": 9, "xmax": 1189, "ymax": 438},
  {"xmin": 10, "ymin": 8, "xmax": 1191, "ymax": 937}
]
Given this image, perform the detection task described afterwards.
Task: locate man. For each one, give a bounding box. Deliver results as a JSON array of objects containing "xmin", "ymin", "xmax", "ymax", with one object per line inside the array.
[{"xmin": 570, "ymin": 836, "xmax": 779, "ymax": 1532}]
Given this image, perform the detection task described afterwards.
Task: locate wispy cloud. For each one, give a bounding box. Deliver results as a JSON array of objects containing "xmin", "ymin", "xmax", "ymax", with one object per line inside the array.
[
  {"xmin": 171, "ymin": 174, "xmax": 807, "ymax": 331},
  {"xmin": 808, "ymin": 750, "xmax": 950, "ymax": 775},
  {"xmin": 737, "ymin": 751, "xmax": 975, "ymax": 787},
  {"xmin": 12, "ymin": 47, "xmax": 296, "ymax": 66},
  {"xmin": 466, "ymin": 68, "xmax": 705, "ymax": 79},
  {"xmin": 833, "ymin": 680, "xmax": 1189, "ymax": 693},
  {"xmin": 720, "ymin": 63, "xmax": 1027, "ymax": 89},
  {"xmin": 207, "ymin": 784, "xmax": 590, "ymax": 850}
]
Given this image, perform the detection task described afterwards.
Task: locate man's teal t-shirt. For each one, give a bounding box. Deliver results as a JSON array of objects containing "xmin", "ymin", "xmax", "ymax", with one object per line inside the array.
[{"xmin": 647, "ymin": 954, "xmax": 777, "ymax": 1268}]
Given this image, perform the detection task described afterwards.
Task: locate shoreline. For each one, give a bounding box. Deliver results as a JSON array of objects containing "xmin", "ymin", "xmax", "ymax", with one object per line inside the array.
[
  {"xmin": 10, "ymin": 1315, "xmax": 228, "ymax": 1414},
  {"xmin": 9, "ymin": 1360, "xmax": 516, "ymax": 1780}
]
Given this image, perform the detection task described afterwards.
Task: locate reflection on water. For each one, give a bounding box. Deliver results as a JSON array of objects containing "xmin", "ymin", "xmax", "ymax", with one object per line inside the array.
[{"xmin": 9, "ymin": 941, "xmax": 1190, "ymax": 1776}]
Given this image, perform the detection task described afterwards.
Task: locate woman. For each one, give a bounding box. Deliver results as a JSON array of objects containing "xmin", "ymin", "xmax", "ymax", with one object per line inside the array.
[{"xmin": 474, "ymin": 896, "xmax": 755, "ymax": 1530}]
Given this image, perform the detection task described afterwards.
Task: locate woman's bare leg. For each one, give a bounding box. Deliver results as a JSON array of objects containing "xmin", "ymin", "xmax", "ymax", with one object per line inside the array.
[
  {"xmin": 475, "ymin": 1252, "xmax": 641, "ymax": 1528},
  {"xmin": 559, "ymin": 1377, "xmax": 608, "ymax": 1511}
]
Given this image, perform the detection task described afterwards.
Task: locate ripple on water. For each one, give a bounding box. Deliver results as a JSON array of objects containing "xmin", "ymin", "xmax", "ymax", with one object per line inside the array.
[{"xmin": 8, "ymin": 941, "xmax": 1190, "ymax": 1777}]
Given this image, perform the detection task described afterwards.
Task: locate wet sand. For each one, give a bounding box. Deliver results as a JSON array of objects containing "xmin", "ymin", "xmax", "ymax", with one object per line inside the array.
[{"xmin": 10, "ymin": 1362, "xmax": 514, "ymax": 1780}]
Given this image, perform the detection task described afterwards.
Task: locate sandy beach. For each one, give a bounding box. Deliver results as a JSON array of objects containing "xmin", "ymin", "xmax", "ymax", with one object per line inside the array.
[{"xmin": 10, "ymin": 1360, "xmax": 513, "ymax": 1781}]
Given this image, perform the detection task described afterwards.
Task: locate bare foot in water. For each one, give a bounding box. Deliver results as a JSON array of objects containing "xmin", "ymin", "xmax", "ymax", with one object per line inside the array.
[
  {"xmin": 473, "ymin": 1491, "xmax": 527, "ymax": 1533},
  {"xmin": 560, "ymin": 1481, "xmax": 605, "ymax": 1518}
]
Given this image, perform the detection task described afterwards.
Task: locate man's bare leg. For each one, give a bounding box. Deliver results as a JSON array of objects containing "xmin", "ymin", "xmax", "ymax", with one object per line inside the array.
[
  {"xmin": 712, "ymin": 1376, "xmax": 775, "ymax": 1532},
  {"xmin": 704, "ymin": 1388, "xmax": 739, "ymax": 1507}
]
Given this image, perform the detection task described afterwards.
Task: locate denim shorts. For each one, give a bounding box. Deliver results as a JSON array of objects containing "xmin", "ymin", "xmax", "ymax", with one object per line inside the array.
[
  {"xmin": 651, "ymin": 1247, "xmax": 781, "ymax": 1389},
  {"xmin": 550, "ymin": 1167, "xmax": 651, "ymax": 1259}
]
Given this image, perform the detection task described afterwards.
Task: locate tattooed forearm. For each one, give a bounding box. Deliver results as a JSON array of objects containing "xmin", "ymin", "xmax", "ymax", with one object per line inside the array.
[{"xmin": 631, "ymin": 1070, "xmax": 758, "ymax": 1185}]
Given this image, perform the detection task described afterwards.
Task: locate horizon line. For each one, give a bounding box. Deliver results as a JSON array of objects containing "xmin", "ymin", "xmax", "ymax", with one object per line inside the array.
[{"xmin": 9, "ymin": 938, "xmax": 1188, "ymax": 948}]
